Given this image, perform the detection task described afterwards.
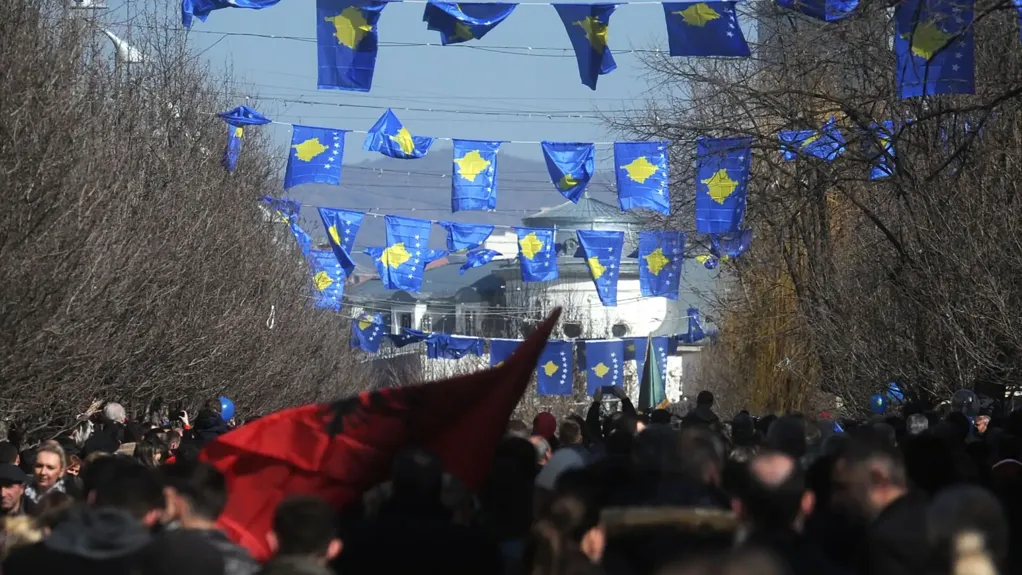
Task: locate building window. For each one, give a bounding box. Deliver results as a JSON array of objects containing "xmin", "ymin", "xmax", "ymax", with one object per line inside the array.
[
  {"xmin": 420, "ymin": 314, "xmax": 432, "ymax": 332},
  {"xmin": 397, "ymin": 312, "xmax": 412, "ymax": 330},
  {"xmin": 612, "ymin": 323, "xmax": 629, "ymax": 338},
  {"xmin": 563, "ymin": 323, "xmax": 582, "ymax": 338}
]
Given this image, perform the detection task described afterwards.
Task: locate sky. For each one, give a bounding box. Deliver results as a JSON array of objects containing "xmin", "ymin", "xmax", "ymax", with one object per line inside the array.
[{"xmin": 103, "ymin": 0, "xmax": 673, "ymax": 169}]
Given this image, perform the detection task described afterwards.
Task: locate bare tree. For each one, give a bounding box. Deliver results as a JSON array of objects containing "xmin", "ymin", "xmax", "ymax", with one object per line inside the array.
[
  {"xmin": 613, "ymin": 0, "xmax": 1022, "ymax": 414},
  {"xmin": 0, "ymin": 0, "xmax": 369, "ymax": 439}
]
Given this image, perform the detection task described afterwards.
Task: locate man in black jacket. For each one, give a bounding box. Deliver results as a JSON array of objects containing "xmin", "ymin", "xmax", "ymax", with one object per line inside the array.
[{"xmin": 682, "ymin": 390, "xmax": 721, "ymax": 429}]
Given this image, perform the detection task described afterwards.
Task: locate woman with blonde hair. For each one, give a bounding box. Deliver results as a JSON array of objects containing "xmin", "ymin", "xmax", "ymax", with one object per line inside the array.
[{"xmin": 23, "ymin": 442, "xmax": 69, "ymax": 505}]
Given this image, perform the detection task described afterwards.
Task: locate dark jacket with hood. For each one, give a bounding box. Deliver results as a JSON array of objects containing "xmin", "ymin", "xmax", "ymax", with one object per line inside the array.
[
  {"xmin": 82, "ymin": 422, "xmax": 125, "ymax": 456},
  {"xmin": 2, "ymin": 506, "xmax": 152, "ymax": 575},
  {"xmin": 681, "ymin": 405, "xmax": 720, "ymax": 429},
  {"xmin": 186, "ymin": 410, "xmax": 230, "ymax": 448}
]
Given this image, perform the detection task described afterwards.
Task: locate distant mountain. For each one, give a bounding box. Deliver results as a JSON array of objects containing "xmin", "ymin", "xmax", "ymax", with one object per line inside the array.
[{"xmin": 286, "ymin": 143, "xmax": 618, "ymax": 254}]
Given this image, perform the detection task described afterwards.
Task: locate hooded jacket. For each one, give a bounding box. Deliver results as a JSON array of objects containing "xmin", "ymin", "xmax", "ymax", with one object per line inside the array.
[
  {"xmin": 681, "ymin": 405, "xmax": 720, "ymax": 428},
  {"xmin": 188, "ymin": 410, "xmax": 230, "ymax": 447},
  {"xmin": 2, "ymin": 506, "xmax": 152, "ymax": 575}
]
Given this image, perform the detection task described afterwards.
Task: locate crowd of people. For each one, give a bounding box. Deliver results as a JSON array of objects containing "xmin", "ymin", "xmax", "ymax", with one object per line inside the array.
[{"xmin": 0, "ymin": 388, "xmax": 1018, "ymax": 575}]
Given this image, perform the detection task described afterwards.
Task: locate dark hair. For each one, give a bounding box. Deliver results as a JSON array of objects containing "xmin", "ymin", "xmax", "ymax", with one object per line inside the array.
[
  {"xmin": 273, "ymin": 495, "xmax": 337, "ymax": 557},
  {"xmin": 92, "ymin": 461, "xmax": 165, "ymax": 520},
  {"xmin": 740, "ymin": 451, "xmax": 806, "ymax": 529},
  {"xmin": 0, "ymin": 442, "xmax": 18, "ymax": 465},
  {"xmin": 132, "ymin": 437, "xmax": 165, "ymax": 468},
  {"xmin": 160, "ymin": 461, "xmax": 227, "ymax": 521},
  {"xmin": 81, "ymin": 455, "xmax": 136, "ymax": 497},
  {"xmin": 32, "ymin": 490, "xmax": 74, "ymax": 529},
  {"xmin": 524, "ymin": 493, "xmax": 601, "ymax": 575},
  {"xmin": 696, "ymin": 390, "xmax": 714, "ymax": 406},
  {"xmin": 558, "ymin": 420, "xmax": 583, "ymax": 446}
]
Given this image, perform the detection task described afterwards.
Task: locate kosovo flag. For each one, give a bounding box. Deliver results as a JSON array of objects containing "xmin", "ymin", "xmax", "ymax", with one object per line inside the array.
[
  {"xmin": 695, "ymin": 137, "xmax": 751, "ymax": 234},
  {"xmin": 696, "ymin": 254, "xmax": 718, "ymax": 270},
  {"xmin": 202, "ymin": 309, "xmax": 563, "ymax": 562},
  {"xmin": 895, "ymin": 0, "xmax": 974, "ymax": 98},
  {"xmin": 182, "ymin": 0, "xmax": 280, "ymax": 28},
  {"xmin": 710, "ymin": 228, "xmax": 752, "ymax": 261},
  {"xmin": 489, "ymin": 338, "xmax": 521, "ymax": 367},
  {"xmin": 541, "ymin": 142, "xmax": 596, "ymax": 203},
  {"xmin": 584, "ymin": 339, "xmax": 623, "ymax": 396},
  {"xmin": 774, "ymin": 0, "xmax": 857, "ymax": 21},
  {"xmin": 461, "ymin": 248, "xmax": 501, "ymax": 274},
  {"xmin": 537, "ymin": 340, "xmax": 574, "ymax": 395},
  {"xmin": 427, "ymin": 334, "xmax": 485, "ymax": 359},
  {"xmin": 351, "ymin": 312, "xmax": 385, "ymax": 353},
  {"xmin": 317, "ymin": 0, "xmax": 386, "ymax": 92},
  {"xmin": 577, "ymin": 230, "xmax": 624, "ymax": 307},
  {"xmin": 678, "ymin": 307, "xmax": 706, "ymax": 344},
  {"xmin": 285, "ymin": 125, "xmax": 344, "ymax": 190},
  {"xmin": 631, "ymin": 336, "xmax": 669, "ymax": 386},
  {"xmin": 864, "ymin": 121, "xmax": 896, "ymax": 180},
  {"xmin": 516, "ymin": 227, "xmax": 558, "ymax": 282},
  {"xmin": 262, "ymin": 196, "xmax": 302, "ymax": 227},
  {"xmin": 615, "ymin": 142, "xmax": 670, "ymax": 215},
  {"xmin": 363, "ymin": 109, "xmax": 434, "ymax": 159},
  {"xmin": 452, "ymin": 140, "xmax": 501, "ymax": 212},
  {"xmin": 422, "ymin": 1, "xmax": 517, "ymax": 44},
  {"xmin": 438, "ymin": 222, "xmax": 493, "ymax": 251},
  {"xmin": 779, "ymin": 118, "xmax": 845, "ymax": 161},
  {"xmin": 370, "ymin": 216, "xmax": 433, "ymax": 292},
  {"xmin": 553, "ymin": 4, "xmax": 617, "ymax": 90},
  {"xmin": 387, "ymin": 329, "xmax": 431, "ymax": 348},
  {"xmin": 637, "ymin": 337, "xmax": 669, "ymax": 411},
  {"xmin": 309, "ymin": 250, "xmax": 345, "ymax": 312},
  {"xmin": 318, "ymin": 208, "xmax": 364, "ymax": 276},
  {"xmin": 291, "ymin": 223, "xmax": 314, "ymax": 259},
  {"xmin": 219, "ymin": 106, "xmax": 271, "ymax": 172},
  {"xmin": 663, "ymin": 2, "xmax": 750, "ymax": 57},
  {"xmin": 639, "ymin": 231, "xmax": 684, "ymax": 299}
]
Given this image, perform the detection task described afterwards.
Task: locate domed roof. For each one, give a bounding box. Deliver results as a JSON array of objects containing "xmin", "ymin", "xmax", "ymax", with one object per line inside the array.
[{"xmin": 521, "ymin": 196, "xmax": 642, "ymax": 229}]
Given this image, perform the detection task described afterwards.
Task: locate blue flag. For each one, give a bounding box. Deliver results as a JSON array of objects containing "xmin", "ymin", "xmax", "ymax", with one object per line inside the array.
[
  {"xmin": 309, "ymin": 249, "xmax": 345, "ymax": 311},
  {"xmin": 452, "ymin": 140, "xmax": 501, "ymax": 212},
  {"xmin": 489, "ymin": 338, "xmax": 521, "ymax": 367},
  {"xmin": 865, "ymin": 121, "xmax": 896, "ymax": 180},
  {"xmin": 369, "ymin": 216, "xmax": 433, "ymax": 292},
  {"xmin": 318, "ymin": 207, "xmax": 364, "ymax": 276},
  {"xmin": 774, "ymin": 0, "xmax": 857, "ymax": 21},
  {"xmin": 895, "ymin": 0, "xmax": 974, "ymax": 99},
  {"xmin": 553, "ymin": 4, "xmax": 617, "ymax": 90},
  {"xmin": 584, "ymin": 339, "xmax": 624, "ymax": 396},
  {"xmin": 181, "ymin": 0, "xmax": 281, "ymax": 28},
  {"xmin": 663, "ymin": 2, "xmax": 750, "ymax": 57},
  {"xmin": 387, "ymin": 329, "xmax": 431, "ymax": 348},
  {"xmin": 577, "ymin": 230, "xmax": 624, "ymax": 307},
  {"xmin": 461, "ymin": 248, "xmax": 501, "ymax": 274},
  {"xmin": 351, "ymin": 312, "xmax": 385, "ymax": 352},
  {"xmin": 516, "ymin": 227, "xmax": 558, "ymax": 282},
  {"xmin": 219, "ymin": 106, "xmax": 270, "ymax": 173},
  {"xmin": 363, "ymin": 109, "xmax": 434, "ymax": 159},
  {"xmin": 291, "ymin": 223, "xmax": 313, "ymax": 258},
  {"xmin": 710, "ymin": 229, "xmax": 752, "ymax": 261},
  {"xmin": 678, "ymin": 307, "xmax": 706, "ymax": 344},
  {"xmin": 696, "ymin": 254, "xmax": 718, "ymax": 270},
  {"xmin": 541, "ymin": 142, "xmax": 596, "ymax": 203},
  {"xmin": 284, "ymin": 125, "xmax": 344, "ymax": 190},
  {"xmin": 317, "ymin": 0, "xmax": 385, "ymax": 92},
  {"xmin": 422, "ymin": 1, "xmax": 517, "ymax": 44},
  {"xmin": 779, "ymin": 118, "xmax": 846, "ymax": 161},
  {"xmin": 615, "ymin": 142, "xmax": 670, "ymax": 215},
  {"xmin": 427, "ymin": 334, "xmax": 485, "ymax": 359},
  {"xmin": 631, "ymin": 336, "xmax": 669, "ymax": 382},
  {"xmin": 438, "ymin": 222, "xmax": 493, "ymax": 251},
  {"xmin": 695, "ymin": 137, "xmax": 751, "ymax": 234},
  {"xmin": 537, "ymin": 340, "xmax": 574, "ymax": 396},
  {"xmin": 261, "ymin": 196, "xmax": 302, "ymax": 226},
  {"xmin": 639, "ymin": 231, "xmax": 684, "ymax": 299}
]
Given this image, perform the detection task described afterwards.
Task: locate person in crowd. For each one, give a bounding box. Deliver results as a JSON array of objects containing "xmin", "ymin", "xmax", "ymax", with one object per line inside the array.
[
  {"xmin": 185, "ymin": 399, "xmax": 230, "ymax": 448},
  {"xmin": 559, "ymin": 419, "xmax": 584, "ymax": 448},
  {"xmin": 682, "ymin": 390, "xmax": 721, "ymax": 429},
  {"xmin": 533, "ymin": 412, "xmax": 559, "ymax": 448},
  {"xmin": 262, "ymin": 495, "xmax": 342, "ymax": 575},
  {"xmin": 531, "ymin": 436, "xmax": 553, "ymax": 466},
  {"xmin": 132, "ymin": 436, "xmax": 165, "ymax": 468},
  {"xmin": 766, "ymin": 415, "xmax": 808, "ymax": 460},
  {"xmin": 23, "ymin": 442, "xmax": 70, "ymax": 504},
  {"xmin": 0, "ymin": 464, "xmax": 27, "ymax": 517},
  {"xmin": 30, "ymin": 491, "xmax": 74, "ymax": 535},
  {"xmin": 906, "ymin": 413, "xmax": 929, "ymax": 436},
  {"xmin": 161, "ymin": 460, "xmax": 258, "ymax": 575},
  {"xmin": 83, "ymin": 402, "xmax": 127, "ymax": 456},
  {"xmin": 0, "ymin": 442, "xmax": 19, "ymax": 466}
]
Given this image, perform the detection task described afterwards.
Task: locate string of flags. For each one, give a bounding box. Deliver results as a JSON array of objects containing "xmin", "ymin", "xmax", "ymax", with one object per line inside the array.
[
  {"xmin": 348, "ymin": 309, "xmax": 713, "ymax": 395},
  {"xmin": 263, "ymin": 196, "xmax": 748, "ymax": 313},
  {"xmin": 183, "ymin": 0, "xmax": 981, "ymax": 99}
]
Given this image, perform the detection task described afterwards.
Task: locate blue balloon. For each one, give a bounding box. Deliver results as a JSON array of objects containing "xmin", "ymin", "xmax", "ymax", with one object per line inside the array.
[
  {"xmin": 218, "ymin": 397, "xmax": 235, "ymax": 422},
  {"xmin": 886, "ymin": 382, "xmax": 904, "ymax": 404},
  {"xmin": 869, "ymin": 393, "xmax": 887, "ymax": 415}
]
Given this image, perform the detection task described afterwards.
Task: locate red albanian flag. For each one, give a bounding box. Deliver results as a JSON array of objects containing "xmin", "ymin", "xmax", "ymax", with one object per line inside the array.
[{"xmin": 201, "ymin": 308, "xmax": 562, "ymax": 562}]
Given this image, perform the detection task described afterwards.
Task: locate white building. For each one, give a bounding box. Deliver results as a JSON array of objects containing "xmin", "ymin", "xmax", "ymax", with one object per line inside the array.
[{"xmin": 345, "ymin": 197, "xmax": 717, "ymax": 404}]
